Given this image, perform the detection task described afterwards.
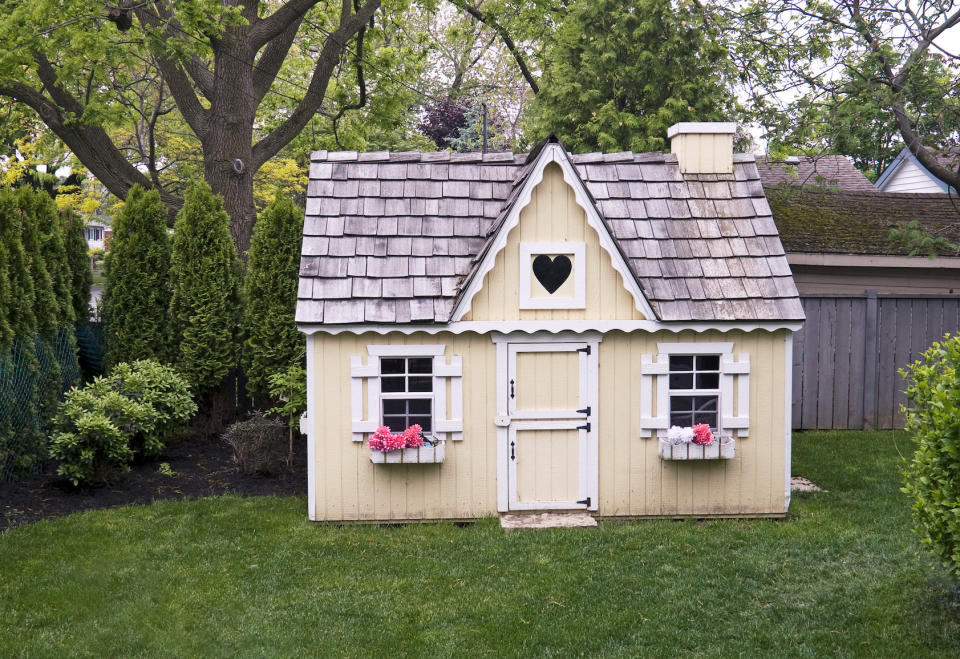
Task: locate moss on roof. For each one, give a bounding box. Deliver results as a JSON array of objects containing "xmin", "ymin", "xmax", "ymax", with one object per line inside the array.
[{"xmin": 766, "ymin": 188, "xmax": 960, "ymax": 256}]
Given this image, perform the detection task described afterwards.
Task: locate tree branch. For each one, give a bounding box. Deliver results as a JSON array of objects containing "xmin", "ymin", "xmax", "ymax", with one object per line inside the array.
[
  {"xmin": 248, "ymin": 0, "xmax": 323, "ymax": 50},
  {"xmin": 447, "ymin": 0, "xmax": 539, "ymax": 94},
  {"xmin": 252, "ymin": 16, "xmax": 305, "ymax": 104}
]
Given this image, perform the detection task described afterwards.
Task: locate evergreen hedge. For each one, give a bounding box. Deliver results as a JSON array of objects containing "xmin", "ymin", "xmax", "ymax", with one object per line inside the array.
[
  {"xmin": 103, "ymin": 185, "xmax": 172, "ymax": 369},
  {"xmin": 62, "ymin": 209, "xmax": 92, "ymax": 324},
  {"xmin": 169, "ymin": 183, "xmax": 242, "ymax": 394},
  {"xmin": 242, "ymin": 193, "xmax": 304, "ymax": 395}
]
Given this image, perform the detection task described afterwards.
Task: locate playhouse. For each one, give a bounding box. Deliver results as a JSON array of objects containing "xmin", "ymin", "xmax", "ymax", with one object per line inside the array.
[{"xmin": 296, "ymin": 123, "xmax": 804, "ymax": 521}]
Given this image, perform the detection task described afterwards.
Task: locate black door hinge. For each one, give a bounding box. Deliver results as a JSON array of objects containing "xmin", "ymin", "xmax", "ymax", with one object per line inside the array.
[
  {"xmin": 577, "ymin": 497, "xmax": 591, "ymax": 506},
  {"xmin": 576, "ymin": 346, "xmax": 591, "ymax": 355},
  {"xmin": 576, "ymin": 406, "xmax": 591, "ymax": 416},
  {"xmin": 577, "ymin": 422, "xmax": 591, "ymax": 432},
  {"xmin": 510, "ymin": 440, "xmax": 515, "ymax": 460}
]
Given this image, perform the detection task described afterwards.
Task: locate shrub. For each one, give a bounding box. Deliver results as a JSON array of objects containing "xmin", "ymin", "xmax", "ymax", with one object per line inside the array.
[
  {"xmin": 102, "ymin": 185, "xmax": 172, "ymax": 368},
  {"xmin": 50, "ymin": 360, "xmax": 196, "ymax": 485},
  {"xmin": 242, "ymin": 193, "xmax": 304, "ymax": 396},
  {"xmin": 62, "ymin": 210, "xmax": 92, "ymax": 324},
  {"xmin": 901, "ymin": 334, "xmax": 960, "ymax": 582},
  {"xmin": 169, "ymin": 183, "xmax": 242, "ymax": 394},
  {"xmin": 222, "ymin": 412, "xmax": 289, "ymax": 476}
]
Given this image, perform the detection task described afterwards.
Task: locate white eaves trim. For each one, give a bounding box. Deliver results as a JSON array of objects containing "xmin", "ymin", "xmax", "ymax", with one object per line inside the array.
[
  {"xmin": 667, "ymin": 122, "xmax": 737, "ymax": 138},
  {"xmin": 449, "ymin": 142, "xmax": 657, "ymax": 322},
  {"xmin": 787, "ymin": 252, "xmax": 960, "ymax": 269},
  {"xmin": 298, "ymin": 319, "xmax": 804, "ymax": 336}
]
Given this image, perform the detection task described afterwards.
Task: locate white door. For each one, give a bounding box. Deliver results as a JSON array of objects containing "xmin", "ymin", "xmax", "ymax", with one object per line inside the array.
[{"xmin": 506, "ymin": 342, "xmax": 597, "ymax": 511}]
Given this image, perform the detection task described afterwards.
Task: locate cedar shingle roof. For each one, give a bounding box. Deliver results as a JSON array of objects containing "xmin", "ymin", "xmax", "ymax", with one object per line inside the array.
[
  {"xmin": 297, "ymin": 145, "xmax": 804, "ymax": 325},
  {"xmin": 768, "ymin": 189, "xmax": 960, "ymax": 256},
  {"xmin": 755, "ymin": 155, "xmax": 877, "ymax": 193}
]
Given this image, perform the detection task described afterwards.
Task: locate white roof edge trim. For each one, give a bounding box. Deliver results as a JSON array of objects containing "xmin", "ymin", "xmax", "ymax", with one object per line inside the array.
[
  {"xmin": 450, "ymin": 142, "xmax": 657, "ymax": 322},
  {"xmin": 297, "ymin": 320, "xmax": 804, "ymax": 336},
  {"xmin": 667, "ymin": 122, "xmax": 738, "ymax": 138}
]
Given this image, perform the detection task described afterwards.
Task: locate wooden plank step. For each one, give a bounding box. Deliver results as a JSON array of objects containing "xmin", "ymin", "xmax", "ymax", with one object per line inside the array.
[{"xmin": 499, "ymin": 512, "xmax": 598, "ymax": 530}]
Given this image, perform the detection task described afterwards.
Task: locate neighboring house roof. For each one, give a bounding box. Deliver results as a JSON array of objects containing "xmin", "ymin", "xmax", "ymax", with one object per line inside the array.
[
  {"xmin": 297, "ymin": 142, "xmax": 803, "ymax": 325},
  {"xmin": 874, "ymin": 146, "xmax": 959, "ymax": 193},
  {"xmin": 767, "ymin": 189, "xmax": 960, "ymax": 256},
  {"xmin": 755, "ymin": 155, "xmax": 877, "ymax": 193}
]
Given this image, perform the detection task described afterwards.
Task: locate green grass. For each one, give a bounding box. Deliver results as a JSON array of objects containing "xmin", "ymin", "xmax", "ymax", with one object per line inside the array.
[{"xmin": 1, "ymin": 431, "xmax": 958, "ymax": 656}]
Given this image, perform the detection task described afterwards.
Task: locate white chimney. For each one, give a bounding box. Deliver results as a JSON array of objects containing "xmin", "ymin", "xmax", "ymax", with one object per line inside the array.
[{"xmin": 667, "ymin": 122, "xmax": 737, "ymax": 174}]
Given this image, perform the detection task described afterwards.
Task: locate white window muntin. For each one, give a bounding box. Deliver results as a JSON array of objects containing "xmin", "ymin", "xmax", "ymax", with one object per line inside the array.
[
  {"xmin": 379, "ymin": 355, "xmax": 434, "ymax": 433},
  {"xmin": 667, "ymin": 354, "xmax": 721, "ymax": 430}
]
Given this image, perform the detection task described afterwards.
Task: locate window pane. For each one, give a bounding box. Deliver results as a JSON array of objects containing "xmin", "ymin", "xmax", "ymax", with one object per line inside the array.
[
  {"xmin": 669, "ymin": 355, "xmax": 693, "ymax": 371},
  {"xmin": 408, "ymin": 399, "xmax": 432, "ymax": 414},
  {"xmin": 408, "ymin": 376, "xmax": 432, "ymax": 392},
  {"xmin": 671, "ymin": 395, "xmax": 694, "ymax": 411},
  {"xmin": 383, "ymin": 399, "xmax": 406, "ymax": 414},
  {"xmin": 381, "ymin": 376, "xmax": 406, "ymax": 393},
  {"xmin": 695, "ymin": 396, "xmax": 718, "ymax": 412},
  {"xmin": 693, "ymin": 411, "xmax": 717, "ymax": 427},
  {"xmin": 669, "ymin": 373, "xmax": 694, "ymax": 389},
  {"xmin": 383, "ymin": 415, "xmax": 406, "ymax": 430},
  {"xmin": 381, "ymin": 358, "xmax": 405, "ymax": 374},
  {"xmin": 410, "ymin": 415, "xmax": 432, "ymax": 432},
  {"xmin": 696, "ymin": 373, "xmax": 719, "ymax": 389},
  {"xmin": 696, "ymin": 355, "xmax": 720, "ymax": 371},
  {"xmin": 670, "ymin": 412, "xmax": 693, "ymax": 427},
  {"xmin": 408, "ymin": 357, "xmax": 432, "ymax": 374}
]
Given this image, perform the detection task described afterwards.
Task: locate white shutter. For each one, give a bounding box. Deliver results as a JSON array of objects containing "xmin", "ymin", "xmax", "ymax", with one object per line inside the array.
[
  {"xmin": 721, "ymin": 353, "xmax": 750, "ymax": 437},
  {"xmin": 432, "ymin": 355, "xmax": 463, "ymax": 441},
  {"xmin": 639, "ymin": 354, "xmax": 670, "ymax": 436},
  {"xmin": 350, "ymin": 356, "xmax": 379, "ymax": 442}
]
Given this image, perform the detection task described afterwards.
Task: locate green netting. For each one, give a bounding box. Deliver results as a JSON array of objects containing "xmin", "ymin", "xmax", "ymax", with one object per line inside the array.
[
  {"xmin": 76, "ymin": 322, "xmax": 104, "ymax": 381},
  {"xmin": 0, "ymin": 324, "xmax": 91, "ymax": 481}
]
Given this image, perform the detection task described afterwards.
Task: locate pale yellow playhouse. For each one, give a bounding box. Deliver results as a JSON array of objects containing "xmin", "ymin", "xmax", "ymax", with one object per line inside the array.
[{"xmin": 296, "ymin": 123, "xmax": 804, "ymax": 522}]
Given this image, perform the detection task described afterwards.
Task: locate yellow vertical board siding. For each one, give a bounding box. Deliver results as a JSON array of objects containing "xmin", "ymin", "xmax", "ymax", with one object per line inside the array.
[
  {"xmin": 311, "ymin": 331, "xmax": 498, "ymax": 521},
  {"xmin": 515, "ymin": 351, "xmax": 579, "ymax": 411},
  {"xmin": 596, "ymin": 330, "xmax": 788, "ymax": 517},
  {"xmin": 671, "ymin": 133, "xmax": 733, "ymax": 174},
  {"xmin": 462, "ymin": 163, "xmax": 645, "ymax": 322},
  {"xmin": 310, "ymin": 328, "xmax": 788, "ymax": 520}
]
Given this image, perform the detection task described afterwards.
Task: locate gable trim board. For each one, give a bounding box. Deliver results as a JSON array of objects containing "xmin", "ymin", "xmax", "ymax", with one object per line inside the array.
[{"xmin": 450, "ymin": 142, "xmax": 658, "ymax": 322}]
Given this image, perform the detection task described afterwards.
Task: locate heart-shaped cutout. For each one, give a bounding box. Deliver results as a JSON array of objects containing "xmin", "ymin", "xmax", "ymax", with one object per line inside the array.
[{"xmin": 532, "ymin": 254, "xmax": 572, "ymax": 294}]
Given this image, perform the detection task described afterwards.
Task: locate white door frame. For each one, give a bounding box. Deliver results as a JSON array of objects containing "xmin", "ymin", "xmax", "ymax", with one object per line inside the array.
[{"xmin": 493, "ymin": 332, "xmax": 600, "ymax": 512}]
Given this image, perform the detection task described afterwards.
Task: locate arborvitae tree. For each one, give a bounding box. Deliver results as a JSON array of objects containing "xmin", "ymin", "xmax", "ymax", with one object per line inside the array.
[
  {"xmin": 169, "ymin": 183, "xmax": 242, "ymax": 394},
  {"xmin": 62, "ymin": 209, "xmax": 92, "ymax": 325},
  {"xmin": 0, "ymin": 189, "xmax": 42, "ymax": 476},
  {"xmin": 242, "ymin": 193, "xmax": 304, "ymax": 396},
  {"xmin": 103, "ymin": 185, "xmax": 173, "ymax": 370},
  {"xmin": 15, "ymin": 186, "xmax": 61, "ymax": 429}
]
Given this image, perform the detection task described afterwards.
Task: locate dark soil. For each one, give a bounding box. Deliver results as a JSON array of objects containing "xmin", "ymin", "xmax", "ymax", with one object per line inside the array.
[{"xmin": 0, "ymin": 435, "xmax": 307, "ymax": 532}]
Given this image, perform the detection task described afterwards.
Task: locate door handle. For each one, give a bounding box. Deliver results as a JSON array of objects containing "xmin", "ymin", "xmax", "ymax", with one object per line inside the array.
[
  {"xmin": 510, "ymin": 441, "xmax": 515, "ymax": 460},
  {"xmin": 509, "ymin": 379, "xmax": 515, "ymax": 399}
]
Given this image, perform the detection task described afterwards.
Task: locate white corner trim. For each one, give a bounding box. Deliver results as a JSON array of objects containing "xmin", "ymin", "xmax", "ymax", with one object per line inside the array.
[
  {"xmin": 667, "ymin": 122, "xmax": 738, "ymax": 138},
  {"xmin": 299, "ymin": 320, "xmax": 805, "ymax": 336},
  {"xmin": 784, "ymin": 332, "xmax": 794, "ymax": 512},
  {"xmin": 519, "ymin": 242, "xmax": 586, "ymax": 309},
  {"xmin": 305, "ymin": 333, "xmax": 317, "ymax": 521},
  {"xmin": 450, "ymin": 142, "xmax": 657, "ymax": 321}
]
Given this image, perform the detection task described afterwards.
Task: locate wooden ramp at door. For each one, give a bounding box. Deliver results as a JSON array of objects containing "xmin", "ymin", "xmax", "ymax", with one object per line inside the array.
[{"xmin": 499, "ymin": 512, "xmax": 598, "ymax": 530}]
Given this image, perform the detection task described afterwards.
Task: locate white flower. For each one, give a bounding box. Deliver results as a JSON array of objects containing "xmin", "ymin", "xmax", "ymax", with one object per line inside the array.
[
  {"xmin": 667, "ymin": 426, "xmax": 684, "ymax": 445},
  {"xmin": 680, "ymin": 427, "xmax": 694, "ymax": 444}
]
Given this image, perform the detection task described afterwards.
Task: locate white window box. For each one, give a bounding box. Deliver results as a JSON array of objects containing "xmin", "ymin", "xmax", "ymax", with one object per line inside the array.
[
  {"xmin": 370, "ymin": 444, "xmax": 446, "ymax": 464},
  {"xmin": 658, "ymin": 435, "xmax": 735, "ymax": 460}
]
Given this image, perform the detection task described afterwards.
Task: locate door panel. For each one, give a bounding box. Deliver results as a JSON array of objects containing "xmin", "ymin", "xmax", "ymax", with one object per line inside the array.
[
  {"xmin": 515, "ymin": 351, "xmax": 580, "ymax": 412},
  {"xmin": 514, "ymin": 426, "xmax": 581, "ymax": 504}
]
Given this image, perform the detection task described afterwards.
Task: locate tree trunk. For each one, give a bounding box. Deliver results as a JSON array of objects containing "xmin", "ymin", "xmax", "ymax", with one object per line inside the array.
[{"xmin": 203, "ymin": 42, "xmax": 258, "ymax": 257}]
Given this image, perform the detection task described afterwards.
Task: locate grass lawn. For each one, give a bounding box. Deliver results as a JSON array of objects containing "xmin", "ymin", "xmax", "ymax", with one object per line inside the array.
[{"xmin": 1, "ymin": 431, "xmax": 958, "ymax": 656}]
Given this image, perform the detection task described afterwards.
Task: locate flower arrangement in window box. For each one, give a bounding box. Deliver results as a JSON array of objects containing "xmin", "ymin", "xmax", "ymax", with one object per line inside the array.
[
  {"xmin": 368, "ymin": 424, "xmax": 445, "ymax": 464},
  {"xmin": 658, "ymin": 424, "xmax": 735, "ymax": 460}
]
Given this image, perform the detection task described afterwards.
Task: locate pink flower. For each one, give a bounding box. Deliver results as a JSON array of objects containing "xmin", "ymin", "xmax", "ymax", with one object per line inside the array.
[
  {"xmin": 382, "ymin": 432, "xmax": 406, "ymax": 452},
  {"xmin": 692, "ymin": 423, "xmax": 713, "ymax": 445},
  {"xmin": 368, "ymin": 435, "xmax": 384, "ymax": 451},
  {"xmin": 402, "ymin": 424, "xmax": 424, "ymax": 448}
]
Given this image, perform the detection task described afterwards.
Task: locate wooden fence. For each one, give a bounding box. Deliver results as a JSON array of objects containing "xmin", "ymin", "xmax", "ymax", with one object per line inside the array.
[{"xmin": 792, "ymin": 293, "xmax": 960, "ymax": 430}]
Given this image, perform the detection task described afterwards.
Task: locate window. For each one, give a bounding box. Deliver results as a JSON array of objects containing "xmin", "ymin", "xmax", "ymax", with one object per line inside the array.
[
  {"xmin": 668, "ymin": 355, "xmax": 720, "ymax": 429},
  {"xmin": 380, "ymin": 357, "xmax": 433, "ymax": 432},
  {"xmin": 350, "ymin": 345, "xmax": 463, "ymax": 442}
]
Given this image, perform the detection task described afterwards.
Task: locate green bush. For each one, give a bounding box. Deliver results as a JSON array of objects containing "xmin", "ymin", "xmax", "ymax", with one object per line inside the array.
[
  {"xmin": 169, "ymin": 183, "xmax": 242, "ymax": 394},
  {"xmin": 103, "ymin": 185, "xmax": 172, "ymax": 368},
  {"xmin": 900, "ymin": 334, "xmax": 960, "ymax": 582},
  {"xmin": 50, "ymin": 360, "xmax": 196, "ymax": 485},
  {"xmin": 222, "ymin": 412, "xmax": 288, "ymax": 476},
  {"xmin": 62, "ymin": 210, "xmax": 92, "ymax": 324},
  {"xmin": 242, "ymin": 193, "xmax": 304, "ymax": 396}
]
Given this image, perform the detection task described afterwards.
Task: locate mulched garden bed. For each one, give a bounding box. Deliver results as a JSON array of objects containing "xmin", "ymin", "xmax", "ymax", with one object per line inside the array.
[{"xmin": 0, "ymin": 435, "xmax": 307, "ymax": 532}]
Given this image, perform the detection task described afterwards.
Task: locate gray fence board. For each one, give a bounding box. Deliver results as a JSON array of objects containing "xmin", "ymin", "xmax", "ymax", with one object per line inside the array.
[{"xmin": 793, "ymin": 293, "xmax": 960, "ymax": 430}]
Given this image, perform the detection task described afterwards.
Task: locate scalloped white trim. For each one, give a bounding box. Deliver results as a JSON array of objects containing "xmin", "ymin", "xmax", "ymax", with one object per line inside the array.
[{"xmin": 298, "ymin": 320, "xmax": 803, "ymax": 336}]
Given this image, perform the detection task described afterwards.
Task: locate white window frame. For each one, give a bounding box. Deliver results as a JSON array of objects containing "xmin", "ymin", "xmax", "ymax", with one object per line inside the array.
[
  {"xmin": 350, "ymin": 345, "xmax": 463, "ymax": 442},
  {"xmin": 638, "ymin": 342, "xmax": 749, "ymax": 438},
  {"xmin": 378, "ymin": 356, "xmax": 435, "ymax": 433},
  {"xmin": 518, "ymin": 242, "xmax": 586, "ymax": 309},
  {"xmin": 665, "ymin": 354, "xmax": 722, "ymax": 430}
]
